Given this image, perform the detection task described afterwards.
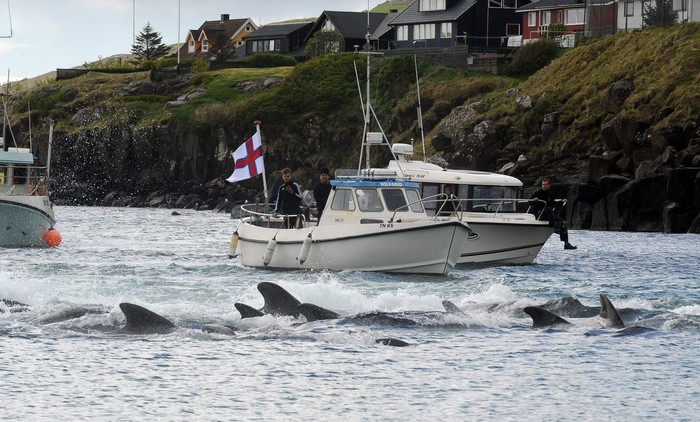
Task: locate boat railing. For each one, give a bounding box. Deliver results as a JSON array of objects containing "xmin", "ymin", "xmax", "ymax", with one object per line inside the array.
[
  {"xmin": 0, "ymin": 165, "xmax": 49, "ymax": 196},
  {"xmin": 388, "ymin": 194, "xmax": 464, "ymax": 223},
  {"xmin": 451, "ymin": 197, "xmax": 538, "ymax": 217},
  {"xmin": 239, "ymin": 202, "xmax": 311, "ymax": 229}
]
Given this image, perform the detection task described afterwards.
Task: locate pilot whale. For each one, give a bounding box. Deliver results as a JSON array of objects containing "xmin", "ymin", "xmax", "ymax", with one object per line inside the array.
[
  {"xmin": 523, "ymin": 294, "xmax": 625, "ymax": 329},
  {"xmin": 234, "ymin": 282, "xmax": 412, "ymax": 346},
  {"xmin": 235, "ymin": 281, "xmax": 301, "ymax": 318},
  {"xmin": 119, "ymin": 303, "xmax": 177, "ymax": 334}
]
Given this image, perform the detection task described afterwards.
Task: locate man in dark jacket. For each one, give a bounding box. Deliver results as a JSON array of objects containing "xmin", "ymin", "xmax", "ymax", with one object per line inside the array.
[
  {"xmin": 531, "ymin": 177, "xmax": 577, "ymax": 250},
  {"xmin": 272, "ymin": 168, "xmax": 303, "ymax": 228},
  {"xmin": 313, "ymin": 167, "xmax": 332, "ymax": 221}
]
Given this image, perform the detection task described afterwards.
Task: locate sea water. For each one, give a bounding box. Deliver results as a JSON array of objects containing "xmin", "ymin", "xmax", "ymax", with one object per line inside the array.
[{"xmin": 1, "ymin": 206, "xmax": 699, "ymax": 421}]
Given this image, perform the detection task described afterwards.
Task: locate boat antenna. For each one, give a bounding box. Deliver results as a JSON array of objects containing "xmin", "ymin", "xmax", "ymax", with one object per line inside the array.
[
  {"xmin": 46, "ymin": 119, "xmax": 54, "ymax": 180},
  {"xmin": 27, "ymin": 101, "xmax": 32, "ymax": 152},
  {"xmin": 1, "ymin": 0, "xmax": 12, "ymax": 38},
  {"xmin": 356, "ymin": 1, "xmax": 398, "ymax": 174},
  {"xmin": 414, "ymin": 54, "xmax": 426, "ymax": 160}
]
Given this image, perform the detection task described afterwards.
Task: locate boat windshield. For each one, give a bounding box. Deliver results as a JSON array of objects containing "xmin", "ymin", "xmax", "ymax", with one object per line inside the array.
[
  {"xmin": 331, "ymin": 188, "xmax": 356, "ymax": 211},
  {"xmin": 382, "ymin": 188, "xmax": 409, "ymax": 212},
  {"xmin": 405, "ymin": 189, "xmax": 424, "ymax": 212},
  {"xmin": 356, "ymin": 188, "xmax": 383, "ymax": 212}
]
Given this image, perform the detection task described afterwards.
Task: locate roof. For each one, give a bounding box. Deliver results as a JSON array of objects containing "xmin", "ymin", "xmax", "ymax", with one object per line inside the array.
[
  {"xmin": 0, "ymin": 148, "xmax": 35, "ymax": 165},
  {"xmin": 317, "ymin": 11, "xmax": 388, "ymax": 39},
  {"xmin": 390, "ymin": 0, "xmax": 477, "ymax": 25},
  {"xmin": 244, "ymin": 22, "xmax": 314, "ymax": 40},
  {"xmin": 517, "ymin": 0, "xmax": 587, "ymax": 12},
  {"xmin": 198, "ymin": 17, "xmax": 250, "ymax": 38},
  {"xmin": 371, "ymin": 12, "xmax": 401, "ymax": 40}
]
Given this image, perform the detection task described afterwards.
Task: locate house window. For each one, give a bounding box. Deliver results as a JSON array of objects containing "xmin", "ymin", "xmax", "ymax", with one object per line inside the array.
[
  {"xmin": 440, "ymin": 22, "xmax": 452, "ymax": 38},
  {"xmin": 566, "ymin": 8, "xmax": 585, "ymax": 24},
  {"xmin": 506, "ymin": 23, "xmax": 520, "ymax": 36},
  {"xmin": 489, "ymin": 0, "xmax": 518, "ymax": 8},
  {"xmin": 397, "ymin": 25, "xmax": 408, "ymax": 41},
  {"xmin": 202, "ymin": 40, "xmax": 208, "ymax": 52},
  {"xmin": 419, "ymin": 0, "xmax": 446, "ymax": 11},
  {"xmin": 188, "ymin": 40, "xmax": 195, "ymax": 53},
  {"xmin": 252, "ymin": 39, "xmax": 279, "ymax": 52},
  {"xmin": 322, "ymin": 19, "xmax": 336, "ymax": 31},
  {"xmin": 557, "ymin": 10, "xmax": 564, "ymax": 23},
  {"xmin": 673, "ymin": 0, "xmax": 687, "ymax": 11},
  {"xmin": 293, "ymin": 34, "xmax": 300, "ymax": 49},
  {"xmin": 245, "ymin": 25, "xmax": 252, "ymax": 32},
  {"xmin": 541, "ymin": 11, "xmax": 551, "ymax": 26},
  {"xmin": 413, "ymin": 23, "xmax": 435, "ymax": 40},
  {"xmin": 624, "ymin": 0, "xmax": 635, "ymax": 16},
  {"xmin": 237, "ymin": 40, "xmax": 243, "ymax": 46},
  {"xmin": 528, "ymin": 12, "xmax": 536, "ymax": 27}
]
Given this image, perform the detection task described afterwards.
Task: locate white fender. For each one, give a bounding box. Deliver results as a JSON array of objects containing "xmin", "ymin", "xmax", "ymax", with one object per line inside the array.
[
  {"xmin": 263, "ymin": 237, "xmax": 277, "ymax": 266},
  {"xmin": 298, "ymin": 234, "xmax": 312, "ymax": 265},
  {"xmin": 229, "ymin": 231, "xmax": 239, "ymax": 258}
]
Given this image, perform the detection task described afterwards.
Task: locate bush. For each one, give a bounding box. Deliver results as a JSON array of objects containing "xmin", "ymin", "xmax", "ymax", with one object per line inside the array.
[
  {"xmin": 507, "ymin": 39, "xmax": 559, "ymax": 76},
  {"xmin": 244, "ymin": 53, "xmax": 297, "ymax": 68},
  {"xmin": 191, "ymin": 59, "xmax": 210, "ymax": 74}
]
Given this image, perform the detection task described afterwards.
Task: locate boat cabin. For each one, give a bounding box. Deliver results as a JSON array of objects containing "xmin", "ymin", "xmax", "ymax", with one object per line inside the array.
[
  {"xmin": 386, "ymin": 144, "xmax": 527, "ymax": 215},
  {"xmin": 322, "ymin": 178, "xmax": 427, "ymax": 225},
  {"xmin": 0, "ymin": 146, "xmax": 46, "ymax": 196}
]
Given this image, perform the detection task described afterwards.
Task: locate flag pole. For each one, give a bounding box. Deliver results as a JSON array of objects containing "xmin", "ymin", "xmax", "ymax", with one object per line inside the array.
[{"xmin": 254, "ymin": 120, "xmax": 268, "ymax": 207}]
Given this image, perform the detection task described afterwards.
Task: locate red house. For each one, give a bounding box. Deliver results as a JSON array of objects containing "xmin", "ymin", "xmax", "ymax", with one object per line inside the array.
[{"xmin": 515, "ymin": 0, "xmax": 616, "ymax": 47}]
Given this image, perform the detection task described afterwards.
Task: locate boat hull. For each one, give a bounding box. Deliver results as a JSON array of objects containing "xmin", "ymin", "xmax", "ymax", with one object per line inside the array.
[
  {"xmin": 460, "ymin": 214, "xmax": 553, "ymax": 264},
  {"xmin": 0, "ymin": 196, "xmax": 56, "ymax": 247},
  {"xmin": 236, "ymin": 220, "xmax": 470, "ymax": 275}
]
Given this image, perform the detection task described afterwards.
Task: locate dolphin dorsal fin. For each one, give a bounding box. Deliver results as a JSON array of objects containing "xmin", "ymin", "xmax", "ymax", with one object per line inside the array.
[
  {"xmin": 234, "ymin": 302, "xmax": 265, "ymax": 319},
  {"xmin": 598, "ymin": 294, "xmax": 625, "ymax": 328},
  {"xmin": 297, "ymin": 303, "xmax": 340, "ymax": 322},
  {"xmin": 119, "ymin": 303, "xmax": 176, "ymax": 334},
  {"xmin": 523, "ymin": 306, "xmax": 571, "ymax": 328}
]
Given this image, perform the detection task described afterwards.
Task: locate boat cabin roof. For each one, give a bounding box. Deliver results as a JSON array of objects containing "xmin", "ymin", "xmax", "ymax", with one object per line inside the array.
[
  {"xmin": 387, "ymin": 160, "xmax": 523, "ymax": 187},
  {"xmin": 331, "ymin": 179, "xmax": 420, "ymax": 189},
  {"xmin": 0, "ymin": 148, "xmax": 35, "ymax": 165}
]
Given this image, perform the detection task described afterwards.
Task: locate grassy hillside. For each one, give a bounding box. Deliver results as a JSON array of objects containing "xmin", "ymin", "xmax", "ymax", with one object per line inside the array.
[{"xmin": 4, "ymin": 23, "xmax": 700, "ymax": 191}]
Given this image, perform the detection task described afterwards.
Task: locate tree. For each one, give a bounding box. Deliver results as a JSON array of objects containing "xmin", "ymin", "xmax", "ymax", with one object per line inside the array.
[
  {"xmin": 131, "ymin": 22, "xmax": 170, "ymax": 63},
  {"xmin": 304, "ymin": 30, "xmax": 343, "ymax": 58},
  {"xmin": 210, "ymin": 32, "xmax": 235, "ymax": 63},
  {"xmin": 643, "ymin": 0, "xmax": 679, "ymax": 28}
]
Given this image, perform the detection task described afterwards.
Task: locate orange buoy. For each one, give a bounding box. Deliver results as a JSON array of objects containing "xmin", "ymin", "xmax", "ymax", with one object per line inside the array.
[{"xmin": 43, "ymin": 229, "xmax": 62, "ymax": 247}]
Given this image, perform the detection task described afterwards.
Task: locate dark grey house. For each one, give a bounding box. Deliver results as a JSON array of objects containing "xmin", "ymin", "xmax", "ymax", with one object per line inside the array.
[
  {"xmin": 243, "ymin": 22, "xmax": 314, "ymax": 58},
  {"xmin": 389, "ymin": 0, "xmax": 525, "ymax": 48},
  {"xmin": 305, "ymin": 11, "xmax": 389, "ymax": 52}
]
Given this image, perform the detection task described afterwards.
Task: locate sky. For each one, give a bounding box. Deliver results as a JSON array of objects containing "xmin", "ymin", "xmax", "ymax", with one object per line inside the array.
[{"xmin": 0, "ymin": 0, "xmax": 385, "ymax": 82}]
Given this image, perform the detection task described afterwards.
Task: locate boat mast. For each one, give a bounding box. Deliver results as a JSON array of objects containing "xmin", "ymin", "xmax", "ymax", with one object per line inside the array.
[
  {"xmin": 414, "ymin": 55, "xmax": 426, "ymax": 160},
  {"xmin": 1, "ymin": 0, "xmax": 12, "ymax": 38},
  {"xmin": 2, "ymin": 69, "xmax": 8, "ymax": 151}
]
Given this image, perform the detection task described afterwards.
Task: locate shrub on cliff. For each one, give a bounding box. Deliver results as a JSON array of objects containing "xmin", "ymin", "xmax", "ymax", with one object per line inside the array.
[
  {"xmin": 507, "ymin": 39, "xmax": 558, "ymax": 76},
  {"xmin": 244, "ymin": 53, "xmax": 297, "ymax": 68}
]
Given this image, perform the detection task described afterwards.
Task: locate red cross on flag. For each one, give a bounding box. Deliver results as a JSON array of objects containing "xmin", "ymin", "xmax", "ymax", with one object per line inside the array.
[{"xmin": 227, "ymin": 127, "xmax": 265, "ymax": 183}]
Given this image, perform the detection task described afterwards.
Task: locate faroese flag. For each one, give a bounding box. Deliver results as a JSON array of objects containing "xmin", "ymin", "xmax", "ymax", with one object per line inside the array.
[{"xmin": 227, "ymin": 128, "xmax": 264, "ymax": 183}]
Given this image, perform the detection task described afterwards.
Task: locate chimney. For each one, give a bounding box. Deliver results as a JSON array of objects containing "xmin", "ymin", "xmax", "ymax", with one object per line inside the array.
[{"xmin": 220, "ymin": 14, "xmax": 229, "ymax": 23}]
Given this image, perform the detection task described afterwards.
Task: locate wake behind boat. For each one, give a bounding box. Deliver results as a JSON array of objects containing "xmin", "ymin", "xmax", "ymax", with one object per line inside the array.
[{"xmin": 233, "ymin": 174, "xmax": 472, "ymax": 275}]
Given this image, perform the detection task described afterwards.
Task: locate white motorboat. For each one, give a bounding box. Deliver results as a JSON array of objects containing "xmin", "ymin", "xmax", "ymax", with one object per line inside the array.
[
  {"xmin": 233, "ymin": 175, "xmax": 472, "ymax": 274},
  {"xmin": 0, "ymin": 144, "xmax": 59, "ymax": 247},
  {"xmin": 386, "ymin": 143, "xmax": 553, "ymax": 265}
]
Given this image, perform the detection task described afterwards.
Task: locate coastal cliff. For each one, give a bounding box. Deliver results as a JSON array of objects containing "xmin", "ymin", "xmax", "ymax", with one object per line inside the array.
[{"xmin": 5, "ymin": 24, "xmax": 700, "ymax": 232}]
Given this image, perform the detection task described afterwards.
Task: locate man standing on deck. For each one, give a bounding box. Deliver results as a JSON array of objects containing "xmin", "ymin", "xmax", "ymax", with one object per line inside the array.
[
  {"xmin": 313, "ymin": 167, "xmax": 332, "ymax": 222},
  {"xmin": 531, "ymin": 177, "xmax": 577, "ymax": 250}
]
